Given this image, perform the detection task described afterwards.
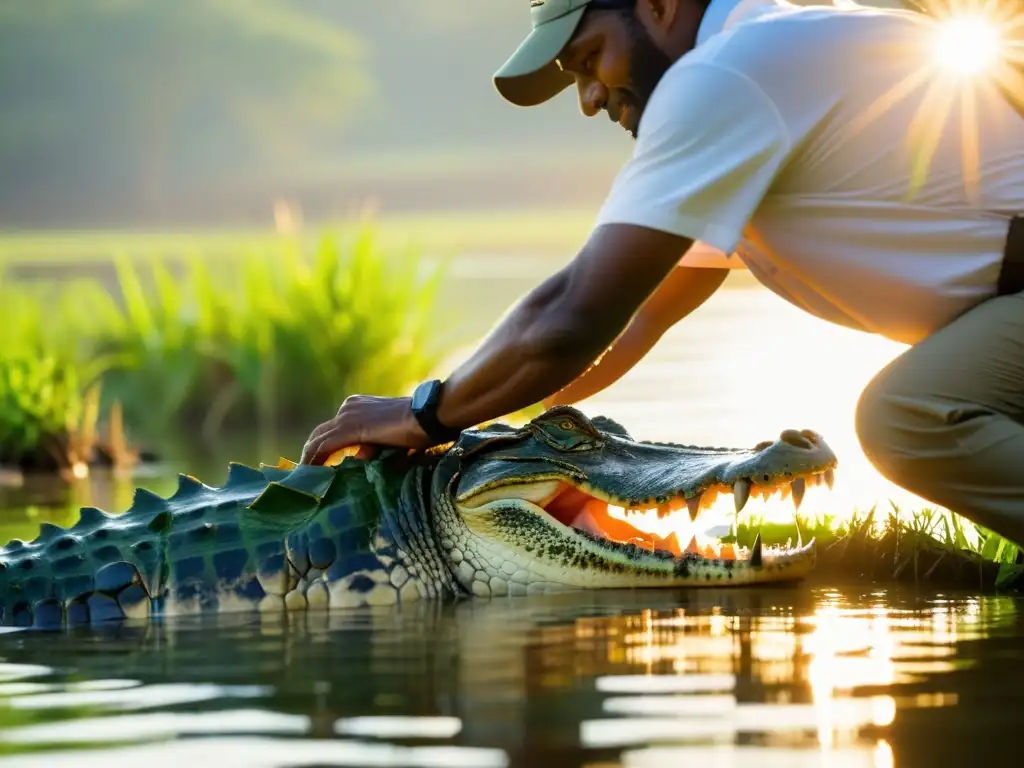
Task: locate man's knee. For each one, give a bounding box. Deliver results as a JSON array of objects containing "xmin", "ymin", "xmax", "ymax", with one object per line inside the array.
[
  {"xmin": 855, "ymin": 365, "xmax": 991, "ymax": 489},
  {"xmin": 854, "ymin": 371, "xmax": 923, "ymax": 486},
  {"xmin": 856, "ymin": 377, "xmax": 894, "ymax": 470}
]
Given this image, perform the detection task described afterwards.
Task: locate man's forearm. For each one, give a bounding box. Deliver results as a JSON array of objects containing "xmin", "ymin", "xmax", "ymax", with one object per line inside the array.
[
  {"xmin": 433, "ymin": 224, "xmax": 693, "ymax": 431},
  {"xmin": 297, "ymin": 225, "xmax": 694, "ymax": 464},
  {"xmin": 545, "ymin": 265, "xmax": 729, "ymax": 407},
  {"xmin": 436, "ymin": 269, "xmax": 628, "ymax": 429},
  {"xmin": 544, "ymin": 317, "xmax": 654, "ymax": 407}
]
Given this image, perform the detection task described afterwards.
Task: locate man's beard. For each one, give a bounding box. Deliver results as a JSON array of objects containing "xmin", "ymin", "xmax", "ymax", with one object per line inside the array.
[{"xmin": 610, "ymin": 20, "xmax": 675, "ymax": 139}]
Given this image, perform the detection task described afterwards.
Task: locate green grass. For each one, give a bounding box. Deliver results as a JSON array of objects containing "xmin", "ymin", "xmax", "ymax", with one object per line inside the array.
[
  {"xmin": 0, "ymin": 225, "xmax": 451, "ymax": 467},
  {"xmin": 0, "ymin": 273, "xmax": 113, "ymax": 471},
  {"xmin": 91, "ymin": 228, "xmax": 448, "ymax": 437},
  {"xmin": 726, "ymin": 502, "xmax": 1024, "ymax": 592},
  {"xmin": 0, "ymin": 354, "xmax": 87, "ymax": 469}
]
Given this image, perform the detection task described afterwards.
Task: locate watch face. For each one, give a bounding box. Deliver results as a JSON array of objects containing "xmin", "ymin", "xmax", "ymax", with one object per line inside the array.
[{"xmin": 411, "ymin": 380, "xmax": 438, "ymax": 411}]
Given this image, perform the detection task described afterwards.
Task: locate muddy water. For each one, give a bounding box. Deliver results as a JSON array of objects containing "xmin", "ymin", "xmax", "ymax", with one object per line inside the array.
[{"xmin": 0, "ymin": 261, "xmax": 1017, "ymax": 766}]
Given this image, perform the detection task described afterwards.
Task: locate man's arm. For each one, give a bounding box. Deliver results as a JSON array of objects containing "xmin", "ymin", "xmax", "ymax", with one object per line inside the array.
[
  {"xmin": 299, "ymin": 223, "xmax": 693, "ymax": 464},
  {"xmin": 543, "ymin": 265, "xmax": 728, "ymax": 407},
  {"xmin": 434, "ymin": 224, "xmax": 694, "ymax": 428}
]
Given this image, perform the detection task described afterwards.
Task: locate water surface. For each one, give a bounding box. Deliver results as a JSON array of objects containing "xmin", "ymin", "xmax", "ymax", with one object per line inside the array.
[{"xmin": 0, "ymin": 588, "xmax": 1017, "ymax": 766}]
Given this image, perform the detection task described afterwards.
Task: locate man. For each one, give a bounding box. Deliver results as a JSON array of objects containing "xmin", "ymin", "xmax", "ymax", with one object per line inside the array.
[{"xmin": 301, "ymin": 0, "xmax": 1024, "ymax": 543}]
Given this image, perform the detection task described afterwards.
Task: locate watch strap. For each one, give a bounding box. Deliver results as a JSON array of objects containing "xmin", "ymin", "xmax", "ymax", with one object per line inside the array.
[{"xmin": 411, "ymin": 380, "xmax": 462, "ymax": 444}]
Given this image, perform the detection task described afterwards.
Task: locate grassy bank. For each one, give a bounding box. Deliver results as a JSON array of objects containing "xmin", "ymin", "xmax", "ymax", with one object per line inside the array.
[
  {"xmin": 0, "ymin": 227, "xmax": 449, "ymax": 473},
  {"xmin": 729, "ymin": 504, "xmax": 1024, "ymax": 592}
]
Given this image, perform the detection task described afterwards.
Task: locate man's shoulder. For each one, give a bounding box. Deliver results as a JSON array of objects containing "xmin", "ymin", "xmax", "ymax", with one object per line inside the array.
[
  {"xmin": 644, "ymin": 2, "xmax": 930, "ymax": 122},
  {"xmin": 683, "ymin": 2, "xmax": 928, "ymax": 74}
]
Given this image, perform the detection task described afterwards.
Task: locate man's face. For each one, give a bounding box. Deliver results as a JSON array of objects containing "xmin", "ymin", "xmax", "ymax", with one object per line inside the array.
[{"xmin": 555, "ymin": 8, "xmax": 675, "ymax": 139}]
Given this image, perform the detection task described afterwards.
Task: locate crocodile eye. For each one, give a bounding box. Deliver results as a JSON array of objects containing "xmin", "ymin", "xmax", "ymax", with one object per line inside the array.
[
  {"xmin": 537, "ymin": 420, "xmax": 599, "ymax": 451},
  {"xmin": 531, "ymin": 410, "xmax": 604, "ymax": 451}
]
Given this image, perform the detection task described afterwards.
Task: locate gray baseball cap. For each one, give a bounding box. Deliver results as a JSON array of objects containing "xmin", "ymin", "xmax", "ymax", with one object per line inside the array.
[{"xmin": 493, "ymin": 0, "xmax": 594, "ymax": 106}]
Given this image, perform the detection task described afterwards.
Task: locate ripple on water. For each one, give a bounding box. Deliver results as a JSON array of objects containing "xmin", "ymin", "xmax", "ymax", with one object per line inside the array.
[{"xmin": 0, "ymin": 587, "xmax": 1013, "ymax": 765}]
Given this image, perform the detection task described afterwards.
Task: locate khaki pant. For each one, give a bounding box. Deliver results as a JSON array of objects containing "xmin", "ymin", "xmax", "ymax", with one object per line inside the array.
[{"xmin": 856, "ymin": 290, "xmax": 1024, "ymax": 547}]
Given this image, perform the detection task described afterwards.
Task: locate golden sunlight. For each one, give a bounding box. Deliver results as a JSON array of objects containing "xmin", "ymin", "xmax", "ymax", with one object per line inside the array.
[
  {"xmin": 841, "ymin": 0, "xmax": 1024, "ymax": 201},
  {"xmin": 931, "ymin": 13, "xmax": 1004, "ymax": 76},
  {"xmin": 580, "ymin": 287, "xmax": 920, "ymax": 527}
]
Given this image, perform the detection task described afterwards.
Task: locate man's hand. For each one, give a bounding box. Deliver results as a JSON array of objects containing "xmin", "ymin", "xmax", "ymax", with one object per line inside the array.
[{"xmin": 299, "ymin": 395, "xmax": 432, "ymax": 466}]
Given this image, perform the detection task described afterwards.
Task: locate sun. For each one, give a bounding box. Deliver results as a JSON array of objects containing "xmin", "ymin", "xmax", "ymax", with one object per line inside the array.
[
  {"xmin": 931, "ymin": 14, "xmax": 1004, "ymax": 76},
  {"xmin": 849, "ymin": 0, "xmax": 1024, "ymax": 202}
]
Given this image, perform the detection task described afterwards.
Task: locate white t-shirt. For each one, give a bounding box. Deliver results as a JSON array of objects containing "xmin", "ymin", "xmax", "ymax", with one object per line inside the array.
[{"xmin": 596, "ymin": 0, "xmax": 1024, "ymax": 344}]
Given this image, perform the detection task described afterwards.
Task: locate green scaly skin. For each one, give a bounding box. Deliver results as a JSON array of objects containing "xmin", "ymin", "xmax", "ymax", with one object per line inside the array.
[{"xmin": 0, "ymin": 406, "xmax": 838, "ymax": 629}]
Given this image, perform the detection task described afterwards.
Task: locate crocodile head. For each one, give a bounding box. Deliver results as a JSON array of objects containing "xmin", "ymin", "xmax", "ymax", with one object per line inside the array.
[{"xmin": 434, "ymin": 406, "xmax": 837, "ymax": 594}]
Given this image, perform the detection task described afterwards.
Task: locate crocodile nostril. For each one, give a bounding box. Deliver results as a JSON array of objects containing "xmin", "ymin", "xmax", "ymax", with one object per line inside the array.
[
  {"xmin": 780, "ymin": 429, "xmax": 814, "ymax": 450},
  {"xmin": 799, "ymin": 429, "xmax": 819, "ymax": 443},
  {"xmin": 753, "ymin": 440, "xmax": 774, "ymax": 452}
]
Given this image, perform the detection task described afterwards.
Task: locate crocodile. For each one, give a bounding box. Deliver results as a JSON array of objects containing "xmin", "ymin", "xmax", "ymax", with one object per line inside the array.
[{"xmin": 0, "ymin": 406, "xmax": 837, "ymax": 628}]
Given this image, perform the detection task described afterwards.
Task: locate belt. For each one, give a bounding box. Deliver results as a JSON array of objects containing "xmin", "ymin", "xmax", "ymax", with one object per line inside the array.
[{"xmin": 998, "ymin": 217, "xmax": 1024, "ymax": 296}]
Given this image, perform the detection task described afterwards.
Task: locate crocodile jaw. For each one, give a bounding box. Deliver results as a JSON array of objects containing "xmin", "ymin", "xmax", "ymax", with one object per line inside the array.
[{"xmin": 447, "ymin": 471, "xmax": 825, "ymax": 593}]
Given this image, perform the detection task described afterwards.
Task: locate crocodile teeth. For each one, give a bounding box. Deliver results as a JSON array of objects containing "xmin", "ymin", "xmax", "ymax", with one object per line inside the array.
[
  {"xmin": 733, "ymin": 479, "xmax": 750, "ymax": 512},
  {"xmin": 686, "ymin": 495, "xmax": 701, "ymax": 522},
  {"xmin": 791, "ymin": 477, "xmax": 806, "ymax": 510},
  {"xmin": 750, "ymin": 533, "xmax": 763, "ymax": 567},
  {"xmin": 824, "ymin": 468, "xmax": 835, "ymax": 489},
  {"xmin": 653, "ymin": 532, "xmax": 682, "ymax": 556}
]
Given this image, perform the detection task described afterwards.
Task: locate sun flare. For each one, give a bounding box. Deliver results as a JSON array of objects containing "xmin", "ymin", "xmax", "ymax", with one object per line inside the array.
[
  {"xmin": 931, "ymin": 14, "xmax": 1004, "ymax": 75},
  {"xmin": 840, "ymin": 0, "xmax": 1024, "ymax": 202}
]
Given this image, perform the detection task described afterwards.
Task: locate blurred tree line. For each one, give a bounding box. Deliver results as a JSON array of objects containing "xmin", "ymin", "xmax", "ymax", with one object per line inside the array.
[
  {"xmin": 0, "ymin": 0, "xmax": 625, "ymax": 228},
  {"xmin": 0, "ymin": 0, "xmax": 372, "ymax": 226}
]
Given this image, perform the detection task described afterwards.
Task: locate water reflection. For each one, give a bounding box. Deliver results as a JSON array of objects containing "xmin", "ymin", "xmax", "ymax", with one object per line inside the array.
[{"xmin": 0, "ymin": 588, "xmax": 1015, "ymax": 765}]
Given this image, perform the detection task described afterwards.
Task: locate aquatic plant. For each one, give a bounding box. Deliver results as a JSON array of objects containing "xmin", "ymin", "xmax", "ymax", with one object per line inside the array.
[
  {"xmin": 0, "ymin": 273, "xmax": 136, "ymax": 475},
  {"xmin": 0, "ymin": 227, "xmax": 448, "ymax": 473},
  {"xmin": 80, "ymin": 228, "xmax": 448, "ymax": 441},
  {"xmin": 0, "ymin": 353, "xmax": 83, "ymax": 470}
]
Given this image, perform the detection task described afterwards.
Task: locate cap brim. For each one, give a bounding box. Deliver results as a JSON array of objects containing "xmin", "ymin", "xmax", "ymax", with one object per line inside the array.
[{"xmin": 493, "ymin": 6, "xmax": 586, "ymax": 107}]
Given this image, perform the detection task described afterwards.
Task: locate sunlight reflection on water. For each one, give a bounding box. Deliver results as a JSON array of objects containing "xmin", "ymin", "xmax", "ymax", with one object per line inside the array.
[{"xmin": 0, "ymin": 588, "xmax": 1014, "ymax": 765}]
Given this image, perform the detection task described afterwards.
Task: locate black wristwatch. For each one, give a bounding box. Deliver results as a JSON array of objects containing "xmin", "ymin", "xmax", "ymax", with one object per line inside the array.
[{"xmin": 410, "ymin": 379, "xmax": 462, "ymax": 445}]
